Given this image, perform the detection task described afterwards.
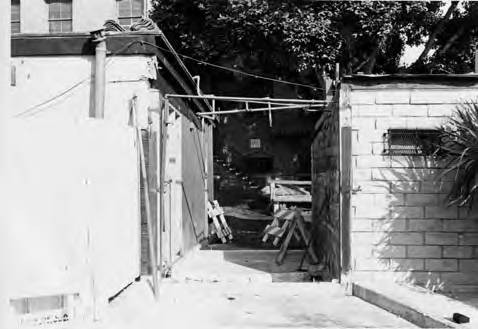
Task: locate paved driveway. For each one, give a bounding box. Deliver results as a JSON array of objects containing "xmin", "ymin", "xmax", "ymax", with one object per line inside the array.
[{"xmin": 103, "ymin": 281, "xmax": 417, "ymax": 329}]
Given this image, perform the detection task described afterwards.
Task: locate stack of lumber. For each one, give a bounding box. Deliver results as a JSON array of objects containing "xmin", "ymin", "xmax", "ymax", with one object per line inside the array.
[
  {"xmin": 264, "ymin": 179, "xmax": 312, "ymax": 204},
  {"xmin": 262, "ymin": 207, "xmax": 318, "ymax": 265},
  {"xmin": 207, "ymin": 200, "xmax": 233, "ymax": 243}
]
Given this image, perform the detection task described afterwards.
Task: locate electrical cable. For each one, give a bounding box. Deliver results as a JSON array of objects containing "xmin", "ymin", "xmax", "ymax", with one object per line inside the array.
[
  {"xmin": 138, "ymin": 41, "xmax": 325, "ymax": 91},
  {"xmin": 15, "ymin": 40, "xmax": 143, "ymax": 118},
  {"xmin": 16, "ymin": 38, "xmax": 327, "ymax": 118}
]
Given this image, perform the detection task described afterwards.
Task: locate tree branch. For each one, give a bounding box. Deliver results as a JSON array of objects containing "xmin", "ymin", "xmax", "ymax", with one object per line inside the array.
[
  {"xmin": 412, "ymin": 1, "xmax": 459, "ymax": 66},
  {"xmin": 438, "ymin": 26, "xmax": 465, "ymax": 55}
]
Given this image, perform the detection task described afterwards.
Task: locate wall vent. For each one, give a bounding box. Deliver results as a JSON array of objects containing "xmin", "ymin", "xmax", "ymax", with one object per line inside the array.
[
  {"xmin": 384, "ymin": 129, "xmax": 440, "ymax": 156},
  {"xmin": 10, "ymin": 293, "xmax": 79, "ymax": 327}
]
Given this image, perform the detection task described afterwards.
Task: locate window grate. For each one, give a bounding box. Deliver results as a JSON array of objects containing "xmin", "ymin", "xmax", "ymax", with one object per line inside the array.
[{"xmin": 384, "ymin": 129, "xmax": 441, "ymax": 156}]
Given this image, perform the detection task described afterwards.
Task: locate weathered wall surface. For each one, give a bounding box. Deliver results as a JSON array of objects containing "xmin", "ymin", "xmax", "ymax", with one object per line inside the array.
[
  {"xmin": 346, "ymin": 80, "xmax": 478, "ymax": 292},
  {"xmin": 206, "ymin": 123, "xmax": 214, "ymax": 201},
  {"xmin": 162, "ymin": 110, "xmax": 184, "ymax": 265},
  {"xmin": 311, "ymin": 94, "xmax": 341, "ymax": 278},
  {"xmin": 11, "ymin": 56, "xmax": 155, "ymax": 127},
  {"xmin": 9, "ymin": 52, "xmax": 213, "ymax": 317},
  {"xmin": 16, "ymin": 0, "xmax": 149, "ymax": 34},
  {"xmin": 7, "ymin": 120, "xmax": 140, "ymax": 310},
  {"xmin": 8, "ymin": 55, "xmax": 156, "ymax": 313},
  {"xmin": 181, "ymin": 117, "xmax": 209, "ymax": 254}
]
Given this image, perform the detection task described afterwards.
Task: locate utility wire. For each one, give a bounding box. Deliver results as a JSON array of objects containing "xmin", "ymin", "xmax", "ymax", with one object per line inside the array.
[
  {"xmin": 138, "ymin": 41, "xmax": 325, "ymax": 91},
  {"xmin": 17, "ymin": 38, "xmax": 325, "ymax": 118},
  {"xmin": 15, "ymin": 40, "xmax": 143, "ymax": 118}
]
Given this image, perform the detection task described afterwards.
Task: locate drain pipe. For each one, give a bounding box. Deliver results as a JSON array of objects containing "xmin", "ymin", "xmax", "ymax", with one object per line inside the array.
[{"xmin": 91, "ymin": 29, "xmax": 106, "ymax": 119}]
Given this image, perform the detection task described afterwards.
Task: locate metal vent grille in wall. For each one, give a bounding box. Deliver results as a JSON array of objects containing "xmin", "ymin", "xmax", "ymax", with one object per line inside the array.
[
  {"xmin": 383, "ymin": 129, "xmax": 440, "ymax": 156},
  {"xmin": 10, "ymin": 293, "xmax": 79, "ymax": 327}
]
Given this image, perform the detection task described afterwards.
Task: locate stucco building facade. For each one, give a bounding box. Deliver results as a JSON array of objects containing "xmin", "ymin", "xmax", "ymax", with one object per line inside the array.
[
  {"xmin": 10, "ymin": 0, "xmax": 152, "ymax": 34},
  {"xmin": 7, "ymin": 2, "xmax": 214, "ymax": 325}
]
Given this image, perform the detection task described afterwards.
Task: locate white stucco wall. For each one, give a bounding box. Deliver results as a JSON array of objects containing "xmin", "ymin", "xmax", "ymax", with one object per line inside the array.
[
  {"xmin": 11, "ymin": 55, "xmax": 156, "ymax": 126},
  {"xmin": 8, "ymin": 54, "xmax": 158, "ymax": 320},
  {"xmin": 17, "ymin": 0, "xmax": 149, "ymax": 34}
]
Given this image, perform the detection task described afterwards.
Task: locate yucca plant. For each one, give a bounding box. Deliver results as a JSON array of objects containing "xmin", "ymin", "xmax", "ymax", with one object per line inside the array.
[{"xmin": 436, "ymin": 101, "xmax": 478, "ymax": 208}]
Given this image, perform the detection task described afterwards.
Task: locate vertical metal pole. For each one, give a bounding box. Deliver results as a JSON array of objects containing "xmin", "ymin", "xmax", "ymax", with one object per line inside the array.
[
  {"xmin": 335, "ymin": 63, "xmax": 340, "ymax": 85},
  {"xmin": 212, "ymin": 99, "xmax": 216, "ymax": 121},
  {"xmin": 475, "ymin": 44, "xmax": 478, "ymax": 74},
  {"xmin": 202, "ymin": 118, "xmax": 209, "ymax": 236},
  {"xmin": 91, "ymin": 30, "xmax": 106, "ymax": 119},
  {"xmin": 159, "ymin": 100, "xmax": 168, "ymax": 273}
]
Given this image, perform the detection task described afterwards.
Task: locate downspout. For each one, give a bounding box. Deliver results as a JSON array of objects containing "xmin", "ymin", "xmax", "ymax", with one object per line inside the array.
[
  {"xmin": 91, "ymin": 29, "xmax": 106, "ymax": 119},
  {"xmin": 85, "ymin": 28, "xmax": 108, "ymax": 318}
]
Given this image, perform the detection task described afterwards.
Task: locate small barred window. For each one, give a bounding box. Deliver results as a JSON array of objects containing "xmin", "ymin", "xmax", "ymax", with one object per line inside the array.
[{"xmin": 384, "ymin": 129, "xmax": 440, "ymax": 156}]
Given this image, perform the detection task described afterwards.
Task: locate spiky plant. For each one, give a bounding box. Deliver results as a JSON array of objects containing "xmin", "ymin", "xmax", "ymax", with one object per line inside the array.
[{"xmin": 436, "ymin": 101, "xmax": 478, "ymax": 208}]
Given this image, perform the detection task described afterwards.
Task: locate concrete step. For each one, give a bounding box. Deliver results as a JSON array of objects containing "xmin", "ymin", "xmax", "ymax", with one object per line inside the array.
[{"xmin": 171, "ymin": 250, "xmax": 312, "ymax": 284}]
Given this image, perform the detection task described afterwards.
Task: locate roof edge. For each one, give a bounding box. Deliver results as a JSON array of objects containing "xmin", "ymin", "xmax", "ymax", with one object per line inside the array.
[{"xmin": 342, "ymin": 73, "xmax": 478, "ymax": 85}]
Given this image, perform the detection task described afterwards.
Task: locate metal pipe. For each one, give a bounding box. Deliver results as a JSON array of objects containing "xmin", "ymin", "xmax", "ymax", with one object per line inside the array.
[
  {"xmin": 159, "ymin": 100, "xmax": 169, "ymax": 274},
  {"xmin": 475, "ymin": 45, "xmax": 478, "ymax": 74},
  {"xmin": 91, "ymin": 29, "xmax": 106, "ymax": 119},
  {"xmin": 165, "ymin": 94, "xmax": 329, "ymax": 104},
  {"xmin": 196, "ymin": 104, "xmax": 328, "ymax": 116}
]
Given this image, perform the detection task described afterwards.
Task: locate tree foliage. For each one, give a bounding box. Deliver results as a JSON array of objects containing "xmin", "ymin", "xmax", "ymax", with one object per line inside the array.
[
  {"xmin": 150, "ymin": 1, "xmax": 478, "ymax": 95},
  {"xmin": 437, "ymin": 102, "xmax": 478, "ymax": 208}
]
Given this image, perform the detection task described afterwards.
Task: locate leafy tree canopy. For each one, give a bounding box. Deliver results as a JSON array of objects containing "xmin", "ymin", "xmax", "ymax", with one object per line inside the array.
[{"xmin": 150, "ymin": 1, "xmax": 478, "ymax": 96}]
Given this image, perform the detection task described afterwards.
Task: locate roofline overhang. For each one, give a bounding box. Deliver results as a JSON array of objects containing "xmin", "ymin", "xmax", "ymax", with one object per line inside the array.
[
  {"xmin": 342, "ymin": 73, "xmax": 478, "ymax": 87},
  {"xmin": 11, "ymin": 31, "xmax": 212, "ymax": 115}
]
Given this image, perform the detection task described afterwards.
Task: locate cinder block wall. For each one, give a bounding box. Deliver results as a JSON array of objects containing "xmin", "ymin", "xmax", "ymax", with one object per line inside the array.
[{"xmin": 346, "ymin": 78, "xmax": 478, "ymax": 292}]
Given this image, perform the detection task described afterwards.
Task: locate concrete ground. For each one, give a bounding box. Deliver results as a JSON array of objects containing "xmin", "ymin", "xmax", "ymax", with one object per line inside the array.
[
  {"xmin": 96, "ymin": 250, "xmax": 417, "ymax": 329},
  {"xmin": 172, "ymin": 250, "xmax": 313, "ymax": 282},
  {"xmin": 353, "ymin": 280, "xmax": 478, "ymax": 328},
  {"xmin": 100, "ymin": 280, "xmax": 417, "ymax": 329}
]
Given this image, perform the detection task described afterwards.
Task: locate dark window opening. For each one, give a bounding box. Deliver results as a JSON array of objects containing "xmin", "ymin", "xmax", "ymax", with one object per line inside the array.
[
  {"xmin": 11, "ymin": 0, "xmax": 20, "ymax": 34},
  {"xmin": 245, "ymin": 156, "xmax": 273, "ymax": 173},
  {"xmin": 384, "ymin": 129, "xmax": 440, "ymax": 156}
]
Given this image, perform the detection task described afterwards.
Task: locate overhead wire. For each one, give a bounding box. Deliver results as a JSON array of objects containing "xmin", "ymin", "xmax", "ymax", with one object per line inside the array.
[
  {"xmin": 16, "ymin": 38, "xmax": 327, "ymax": 118},
  {"xmin": 138, "ymin": 41, "xmax": 325, "ymax": 91},
  {"xmin": 15, "ymin": 40, "xmax": 143, "ymax": 118}
]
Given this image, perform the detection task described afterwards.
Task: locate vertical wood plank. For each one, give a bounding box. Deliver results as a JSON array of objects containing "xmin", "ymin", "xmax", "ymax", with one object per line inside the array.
[{"xmin": 340, "ymin": 126, "xmax": 352, "ymax": 275}]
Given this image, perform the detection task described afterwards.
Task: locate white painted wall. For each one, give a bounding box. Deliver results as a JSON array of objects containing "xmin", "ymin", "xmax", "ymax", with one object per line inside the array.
[
  {"xmin": 7, "ymin": 120, "xmax": 139, "ymax": 299},
  {"xmin": 11, "ymin": 55, "xmax": 156, "ymax": 127},
  {"xmin": 164, "ymin": 111, "xmax": 183, "ymax": 264},
  {"xmin": 0, "ymin": 1, "xmax": 12, "ymax": 327},
  {"xmin": 17, "ymin": 0, "xmax": 149, "ymax": 34},
  {"xmin": 8, "ymin": 54, "xmax": 157, "ymax": 320}
]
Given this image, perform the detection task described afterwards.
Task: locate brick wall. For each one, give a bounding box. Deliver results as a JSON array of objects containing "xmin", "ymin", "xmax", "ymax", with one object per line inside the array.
[{"xmin": 346, "ymin": 79, "xmax": 478, "ymax": 292}]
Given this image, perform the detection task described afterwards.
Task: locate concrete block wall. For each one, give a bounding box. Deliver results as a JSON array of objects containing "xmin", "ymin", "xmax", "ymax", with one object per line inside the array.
[{"xmin": 347, "ymin": 82, "xmax": 478, "ymax": 292}]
